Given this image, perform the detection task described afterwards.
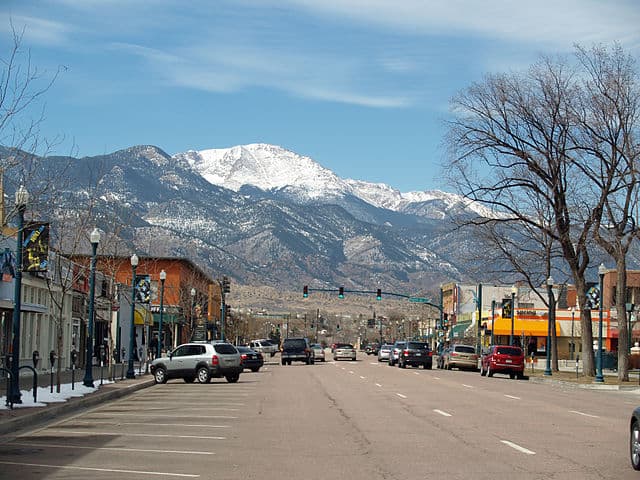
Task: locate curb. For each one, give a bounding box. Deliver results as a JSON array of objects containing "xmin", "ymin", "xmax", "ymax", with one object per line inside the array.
[
  {"xmin": 0, "ymin": 378, "xmax": 156, "ymax": 437},
  {"xmin": 528, "ymin": 375, "xmax": 640, "ymax": 392}
]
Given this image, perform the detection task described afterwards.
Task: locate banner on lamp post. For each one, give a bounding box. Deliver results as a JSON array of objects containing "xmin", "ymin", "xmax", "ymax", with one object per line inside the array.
[
  {"xmin": 135, "ymin": 275, "xmax": 151, "ymax": 303},
  {"xmin": 23, "ymin": 222, "xmax": 49, "ymax": 272}
]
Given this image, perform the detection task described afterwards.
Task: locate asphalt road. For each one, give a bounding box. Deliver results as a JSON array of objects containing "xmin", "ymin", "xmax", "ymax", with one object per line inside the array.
[{"xmin": 0, "ymin": 352, "xmax": 638, "ymax": 479}]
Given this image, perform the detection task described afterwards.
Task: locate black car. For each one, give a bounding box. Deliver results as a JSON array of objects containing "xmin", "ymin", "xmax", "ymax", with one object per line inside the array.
[
  {"xmin": 237, "ymin": 346, "xmax": 264, "ymax": 372},
  {"xmin": 397, "ymin": 341, "xmax": 433, "ymax": 369},
  {"xmin": 631, "ymin": 406, "xmax": 640, "ymax": 470},
  {"xmin": 281, "ymin": 337, "xmax": 315, "ymax": 365}
]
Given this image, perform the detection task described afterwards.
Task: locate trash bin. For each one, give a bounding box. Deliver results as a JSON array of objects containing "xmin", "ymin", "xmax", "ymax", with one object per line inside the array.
[{"xmin": 602, "ymin": 351, "xmax": 618, "ymax": 370}]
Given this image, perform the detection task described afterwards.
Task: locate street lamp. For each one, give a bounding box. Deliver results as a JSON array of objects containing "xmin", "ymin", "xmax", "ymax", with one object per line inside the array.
[
  {"xmin": 9, "ymin": 185, "xmax": 29, "ymax": 404},
  {"xmin": 570, "ymin": 307, "xmax": 575, "ymax": 360},
  {"xmin": 190, "ymin": 287, "xmax": 196, "ymax": 338},
  {"xmin": 490, "ymin": 299, "xmax": 496, "ymax": 346},
  {"xmin": 83, "ymin": 228, "xmax": 101, "ymax": 387},
  {"xmin": 545, "ymin": 276, "xmax": 554, "ymax": 376},
  {"xmin": 126, "ymin": 254, "xmax": 139, "ymax": 379},
  {"xmin": 595, "ymin": 263, "xmax": 606, "ymax": 383},
  {"xmin": 158, "ymin": 270, "xmax": 166, "ymax": 358},
  {"xmin": 627, "ymin": 303, "xmax": 635, "ymax": 355},
  {"xmin": 510, "ymin": 285, "xmax": 517, "ymax": 346}
]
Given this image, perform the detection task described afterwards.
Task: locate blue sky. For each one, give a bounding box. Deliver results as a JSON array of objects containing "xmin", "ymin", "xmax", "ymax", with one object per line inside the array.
[{"xmin": 2, "ymin": 1, "xmax": 639, "ymax": 192}]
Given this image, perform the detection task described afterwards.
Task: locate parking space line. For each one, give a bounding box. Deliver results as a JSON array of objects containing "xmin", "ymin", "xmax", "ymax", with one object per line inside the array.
[
  {"xmin": 41, "ymin": 430, "xmax": 226, "ymax": 440},
  {"xmin": 433, "ymin": 409, "xmax": 452, "ymax": 417},
  {"xmin": 87, "ymin": 413, "xmax": 238, "ymax": 419},
  {"xmin": 504, "ymin": 394, "xmax": 521, "ymax": 400},
  {"xmin": 501, "ymin": 440, "xmax": 536, "ymax": 455},
  {"xmin": 0, "ymin": 461, "xmax": 199, "ymax": 477},
  {"xmin": 10, "ymin": 442, "xmax": 214, "ymax": 455},
  {"xmin": 396, "ymin": 393, "xmax": 407, "ymax": 398},
  {"xmin": 569, "ymin": 410, "xmax": 600, "ymax": 419},
  {"xmin": 71, "ymin": 420, "xmax": 230, "ymax": 428}
]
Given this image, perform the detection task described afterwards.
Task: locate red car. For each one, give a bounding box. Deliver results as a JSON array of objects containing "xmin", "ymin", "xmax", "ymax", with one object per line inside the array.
[{"xmin": 480, "ymin": 345, "xmax": 525, "ymax": 379}]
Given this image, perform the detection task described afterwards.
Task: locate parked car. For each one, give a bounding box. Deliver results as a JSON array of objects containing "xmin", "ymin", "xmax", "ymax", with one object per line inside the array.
[
  {"xmin": 397, "ymin": 341, "xmax": 433, "ymax": 369},
  {"xmin": 281, "ymin": 337, "xmax": 315, "ymax": 365},
  {"xmin": 388, "ymin": 341, "xmax": 406, "ymax": 367},
  {"xmin": 311, "ymin": 343, "xmax": 325, "ymax": 362},
  {"xmin": 443, "ymin": 344, "xmax": 479, "ymax": 371},
  {"xmin": 630, "ymin": 406, "xmax": 640, "ymax": 470},
  {"xmin": 378, "ymin": 344, "xmax": 393, "ymax": 362},
  {"xmin": 249, "ymin": 339, "xmax": 278, "ymax": 357},
  {"xmin": 436, "ymin": 347, "xmax": 450, "ymax": 369},
  {"xmin": 480, "ymin": 345, "xmax": 525, "ymax": 379},
  {"xmin": 236, "ymin": 346, "xmax": 264, "ymax": 372},
  {"xmin": 150, "ymin": 342, "xmax": 242, "ymax": 384},
  {"xmin": 333, "ymin": 343, "xmax": 357, "ymax": 361}
]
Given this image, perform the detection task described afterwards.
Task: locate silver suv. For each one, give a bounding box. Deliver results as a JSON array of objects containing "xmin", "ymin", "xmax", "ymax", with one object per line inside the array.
[{"xmin": 150, "ymin": 342, "xmax": 242, "ymax": 384}]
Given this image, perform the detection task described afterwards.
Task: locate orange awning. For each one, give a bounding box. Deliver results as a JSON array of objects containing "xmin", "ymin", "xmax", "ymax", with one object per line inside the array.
[{"xmin": 491, "ymin": 317, "xmax": 558, "ymax": 337}]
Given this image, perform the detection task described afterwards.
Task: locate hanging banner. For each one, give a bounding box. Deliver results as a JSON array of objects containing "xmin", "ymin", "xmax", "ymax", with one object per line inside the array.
[
  {"xmin": 23, "ymin": 222, "xmax": 49, "ymax": 272},
  {"xmin": 135, "ymin": 275, "xmax": 151, "ymax": 303}
]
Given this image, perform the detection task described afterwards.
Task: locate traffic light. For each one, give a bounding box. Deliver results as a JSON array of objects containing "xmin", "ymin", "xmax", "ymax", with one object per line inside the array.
[
  {"xmin": 222, "ymin": 276, "xmax": 231, "ymax": 294},
  {"xmin": 376, "ymin": 288, "xmax": 382, "ymax": 301},
  {"xmin": 338, "ymin": 286, "xmax": 344, "ymax": 299},
  {"xmin": 303, "ymin": 285, "xmax": 308, "ymax": 298},
  {"xmin": 225, "ymin": 305, "xmax": 231, "ymax": 318}
]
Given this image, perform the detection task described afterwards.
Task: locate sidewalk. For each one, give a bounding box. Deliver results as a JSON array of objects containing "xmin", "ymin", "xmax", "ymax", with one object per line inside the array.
[{"xmin": 0, "ymin": 367, "xmax": 155, "ymax": 437}]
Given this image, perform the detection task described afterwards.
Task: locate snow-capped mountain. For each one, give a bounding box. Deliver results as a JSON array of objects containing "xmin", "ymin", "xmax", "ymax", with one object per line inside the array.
[
  {"xmin": 1, "ymin": 143, "xmax": 494, "ymax": 293},
  {"xmin": 174, "ymin": 143, "xmax": 494, "ymax": 220}
]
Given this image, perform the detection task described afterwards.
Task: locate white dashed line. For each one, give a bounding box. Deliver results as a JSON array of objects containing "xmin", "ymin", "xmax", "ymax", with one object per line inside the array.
[
  {"xmin": 569, "ymin": 410, "xmax": 600, "ymax": 418},
  {"xmin": 414, "ymin": 372, "xmax": 420, "ymax": 375},
  {"xmin": 501, "ymin": 440, "xmax": 536, "ymax": 455},
  {"xmin": 433, "ymin": 409, "xmax": 452, "ymax": 417},
  {"xmin": 504, "ymin": 395, "xmax": 521, "ymax": 400},
  {"xmin": 349, "ymin": 371, "xmax": 355, "ymax": 374},
  {"xmin": 433, "ymin": 377, "xmax": 441, "ymax": 380},
  {"xmin": 375, "ymin": 383, "xmax": 382, "ymax": 387},
  {"xmin": 396, "ymin": 393, "xmax": 407, "ymax": 399},
  {"xmin": 462, "ymin": 384, "xmax": 474, "ymax": 388}
]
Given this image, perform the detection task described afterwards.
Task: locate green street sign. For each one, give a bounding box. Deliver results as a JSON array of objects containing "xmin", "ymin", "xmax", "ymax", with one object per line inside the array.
[{"xmin": 409, "ymin": 297, "xmax": 430, "ymax": 303}]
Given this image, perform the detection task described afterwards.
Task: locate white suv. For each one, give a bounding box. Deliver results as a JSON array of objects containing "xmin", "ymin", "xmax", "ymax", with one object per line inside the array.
[
  {"xmin": 150, "ymin": 342, "xmax": 242, "ymax": 384},
  {"xmin": 249, "ymin": 339, "xmax": 278, "ymax": 357}
]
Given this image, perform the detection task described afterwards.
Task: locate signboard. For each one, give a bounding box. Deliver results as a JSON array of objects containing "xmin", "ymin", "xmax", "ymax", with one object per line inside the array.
[
  {"xmin": 135, "ymin": 275, "xmax": 151, "ymax": 303},
  {"xmin": 23, "ymin": 222, "xmax": 49, "ymax": 272}
]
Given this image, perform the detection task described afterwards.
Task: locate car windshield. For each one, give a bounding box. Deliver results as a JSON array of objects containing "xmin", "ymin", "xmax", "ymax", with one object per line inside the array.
[
  {"xmin": 495, "ymin": 347, "xmax": 522, "ymax": 356},
  {"xmin": 215, "ymin": 344, "xmax": 238, "ymax": 354},
  {"xmin": 454, "ymin": 346, "xmax": 476, "ymax": 354}
]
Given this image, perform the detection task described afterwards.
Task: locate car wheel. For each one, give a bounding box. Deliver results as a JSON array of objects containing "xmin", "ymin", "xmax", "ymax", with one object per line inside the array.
[
  {"xmin": 154, "ymin": 367, "xmax": 167, "ymax": 384},
  {"xmin": 287, "ymin": 360, "xmax": 292, "ymax": 365},
  {"xmin": 183, "ymin": 376, "xmax": 196, "ymax": 383},
  {"xmin": 197, "ymin": 367, "xmax": 211, "ymax": 383},
  {"xmin": 400, "ymin": 361, "xmax": 406, "ymax": 369},
  {"xmin": 509, "ymin": 372, "xmax": 516, "ymax": 379},
  {"xmin": 517, "ymin": 372, "xmax": 524, "ymax": 380},
  {"xmin": 281, "ymin": 359, "xmax": 286, "ymax": 366},
  {"xmin": 631, "ymin": 420, "xmax": 640, "ymax": 470},
  {"xmin": 226, "ymin": 373, "xmax": 240, "ymax": 383},
  {"xmin": 251, "ymin": 367, "xmax": 260, "ymax": 372},
  {"xmin": 426, "ymin": 364, "xmax": 432, "ymax": 370},
  {"xmin": 487, "ymin": 365, "xmax": 494, "ymax": 377}
]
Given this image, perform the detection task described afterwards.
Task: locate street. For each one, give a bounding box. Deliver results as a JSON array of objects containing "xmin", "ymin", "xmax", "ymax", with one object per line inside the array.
[{"xmin": 0, "ymin": 352, "xmax": 637, "ymax": 479}]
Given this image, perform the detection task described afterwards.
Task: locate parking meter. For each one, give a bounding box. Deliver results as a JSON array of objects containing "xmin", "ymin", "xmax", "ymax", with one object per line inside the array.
[
  {"xmin": 70, "ymin": 349, "xmax": 78, "ymax": 367},
  {"xmin": 49, "ymin": 350, "xmax": 56, "ymax": 368},
  {"xmin": 32, "ymin": 350, "xmax": 40, "ymax": 369},
  {"xmin": 99, "ymin": 345, "xmax": 106, "ymax": 365}
]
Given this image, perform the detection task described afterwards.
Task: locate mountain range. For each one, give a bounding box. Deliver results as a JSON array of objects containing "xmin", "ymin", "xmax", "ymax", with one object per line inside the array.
[{"xmin": 2, "ymin": 143, "xmax": 486, "ymax": 296}]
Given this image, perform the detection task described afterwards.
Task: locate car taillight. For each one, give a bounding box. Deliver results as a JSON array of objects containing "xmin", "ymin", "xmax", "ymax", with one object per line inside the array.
[
  {"xmin": 403, "ymin": 350, "xmax": 409, "ymax": 356},
  {"xmin": 241, "ymin": 353, "xmax": 248, "ymax": 361},
  {"xmin": 428, "ymin": 351, "xmax": 433, "ymax": 357},
  {"xmin": 451, "ymin": 352, "xmax": 459, "ymax": 357},
  {"xmin": 211, "ymin": 355, "xmax": 219, "ymax": 365}
]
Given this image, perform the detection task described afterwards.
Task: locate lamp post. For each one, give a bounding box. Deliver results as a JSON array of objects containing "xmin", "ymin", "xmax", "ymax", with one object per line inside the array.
[
  {"xmin": 490, "ymin": 299, "xmax": 496, "ymax": 346},
  {"xmin": 158, "ymin": 270, "xmax": 166, "ymax": 358},
  {"xmin": 190, "ymin": 287, "xmax": 196, "ymax": 339},
  {"xmin": 626, "ymin": 303, "xmax": 634, "ymax": 355},
  {"xmin": 83, "ymin": 228, "xmax": 101, "ymax": 387},
  {"xmin": 545, "ymin": 276, "xmax": 554, "ymax": 376},
  {"xmin": 126, "ymin": 254, "xmax": 138, "ymax": 379},
  {"xmin": 9, "ymin": 186, "xmax": 28, "ymax": 404},
  {"xmin": 595, "ymin": 263, "xmax": 606, "ymax": 383},
  {"xmin": 570, "ymin": 307, "xmax": 575, "ymax": 360},
  {"xmin": 510, "ymin": 286, "xmax": 517, "ymax": 346}
]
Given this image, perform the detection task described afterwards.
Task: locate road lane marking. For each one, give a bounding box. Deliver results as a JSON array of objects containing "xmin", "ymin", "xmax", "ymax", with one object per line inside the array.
[
  {"xmin": 375, "ymin": 383, "xmax": 382, "ymax": 387},
  {"xmin": 504, "ymin": 395, "xmax": 521, "ymax": 400},
  {"xmin": 396, "ymin": 393, "xmax": 407, "ymax": 398},
  {"xmin": 569, "ymin": 410, "xmax": 600, "ymax": 418},
  {"xmin": 0, "ymin": 461, "xmax": 199, "ymax": 477},
  {"xmin": 9, "ymin": 442, "xmax": 214, "ymax": 455},
  {"xmin": 370, "ymin": 362, "xmax": 378, "ymax": 365},
  {"xmin": 433, "ymin": 377, "xmax": 441, "ymax": 380},
  {"xmin": 87, "ymin": 413, "xmax": 238, "ymax": 419},
  {"xmin": 433, "ymin": 409, "xmax": 452, "ymax": 417},
  {"xmin": 71, "ymin": 420, "xmax": 230, "ymax": 428},
  {"xmin": 414, "ymin": 372, "xmax": 420, "ymax": 375},
  {"xmin": 462, "ymin": 384, "xmax": 474, "ymax": 388},
  {"xmin": 349, "ymin": 371, "xmax": 355, "ymax": 374},
  {"xmin": 41, "ymin": 430, "xmax": 226, "ymax": 440},
  {"xmin": 501, "ymin": 440, "xmax": 536, "ymax": 455},
  {"xmin": 360, "ymin": 376, "xmax": 366, "ymax": 379}
]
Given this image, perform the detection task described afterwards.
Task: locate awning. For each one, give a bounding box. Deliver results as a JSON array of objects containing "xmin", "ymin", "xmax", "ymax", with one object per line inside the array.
[
  {"xmin": 491, "ymin": 317, "xmax": 558, "ymax": 337},
  {"xmin": 134, "ymin": 307, "xmax": 153, "ymax": 325},
  {"xmin": 449, "ymin": 321, "xmax": 473, "ymax": 339}
]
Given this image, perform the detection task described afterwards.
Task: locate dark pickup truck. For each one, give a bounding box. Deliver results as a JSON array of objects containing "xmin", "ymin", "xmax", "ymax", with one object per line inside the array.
[{"xmin": 281, "ymin": 337, "xmax": 315, "ymax": 365}]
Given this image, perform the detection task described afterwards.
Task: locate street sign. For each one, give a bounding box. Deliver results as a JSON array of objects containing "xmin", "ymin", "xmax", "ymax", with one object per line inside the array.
[{"xmin": 409, "ymin": 297, "xmax": 430, "ymax": 303}]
